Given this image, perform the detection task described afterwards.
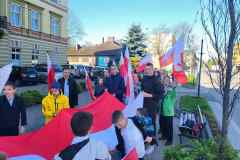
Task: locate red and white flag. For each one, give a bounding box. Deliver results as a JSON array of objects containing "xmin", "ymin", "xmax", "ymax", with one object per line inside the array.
[
  {"xmin": 84, "ymin": 68, "xmax": 95, "ymax": 100},
  {"xmin": 159, "ymin": 47, "xmax": 174, "ymax": 68},
  {"xmin": 135, "ymin": 54, "xmax": 152, "ymax": 72},
  {"xmin": 159, "ymin": 37, "xmax": 187, "ymax": 84},
  {"xmin": 0, "ymin": 92, "xmax": 125, "ymax": 160},
  {"xmin": 122, "ymin": 148, "xmax": 138, "ymax": 160},
  {"xmin": 0, "ymin": 64, "xmax": 12, "ymax": 93},
  {"xmin": 47, "ymin": 54, "xmax": 55, "ymax": 90},
  {"xmin": 119, "ymin": 46, "xmax": 134, "ymax": 103}
]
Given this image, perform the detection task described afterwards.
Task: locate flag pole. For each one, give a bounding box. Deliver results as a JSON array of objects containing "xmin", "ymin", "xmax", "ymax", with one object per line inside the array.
[{"xmin": 197, "ymin": 39, "xmax": 203, "ymax": 97}]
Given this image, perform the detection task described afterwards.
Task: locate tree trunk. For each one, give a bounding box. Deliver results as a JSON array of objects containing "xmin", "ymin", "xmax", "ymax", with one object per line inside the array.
[{"xmin": 218, "ymin": 0, "xmax": 236, "ymax": 159}]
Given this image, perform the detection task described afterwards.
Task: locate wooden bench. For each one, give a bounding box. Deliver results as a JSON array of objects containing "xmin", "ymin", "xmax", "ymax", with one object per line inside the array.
[{"xmin": 178, "ymin": 105, "xmax": 206, "ymax": 144}]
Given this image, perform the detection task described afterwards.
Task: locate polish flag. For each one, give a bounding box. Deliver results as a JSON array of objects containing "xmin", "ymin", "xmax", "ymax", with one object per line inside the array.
[
  {"xmin": 122, "ymin": 148, "xmax": 138, "ymax": 160},
  {"xmin": 0, "ymin": 64, "xmax": 12, "ymax": 93},
  {"xmin": 159, "ymin": 37, "xmax": 187, "ymax": 84},
  {"xmin": 172, "ymin": 38, "xmax": 187, "ymax": 84},
  {"xmin": 135, "ymin": 54, "xmax": 153, "ymax": 72},
  {"xmin": 47, "ymin": 54, "xmax": 55, "ymax": 90},
  {"xmin": 119, "ymin": 46, "xmax": 134, "ymax": 102},
  {"xmin": 84, "ymin": 67, "xmax": 95, "ymax": 100},
  {"xmin": 0, "ymin": 92, "xmax": 125, "ymax": 160},
  {"xmin": 159, "ymin": 47, "xmax": 174, "ymax": 68}
]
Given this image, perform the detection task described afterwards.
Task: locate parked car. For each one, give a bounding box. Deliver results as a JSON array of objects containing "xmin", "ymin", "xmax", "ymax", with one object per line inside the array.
[
  {"xmin": 35, "ymin": 64, "xmax": 63, "ymax": 83},
  {"xmin": 8, "ymin": 66, "xmax": 38, "ymax": 86}
]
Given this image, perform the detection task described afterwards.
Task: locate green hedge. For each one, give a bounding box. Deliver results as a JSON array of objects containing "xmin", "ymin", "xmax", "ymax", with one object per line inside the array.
[
  {"xmin": 179, "ymin": 95, "xmax": 211, "ymax": 113},
  {"xmin": 164, "ymin": 139, "xmax": 239, "ymax": 160},
  {"xmin": 19, "ymin": 90, "xmax": 44, "ymax": 107}
]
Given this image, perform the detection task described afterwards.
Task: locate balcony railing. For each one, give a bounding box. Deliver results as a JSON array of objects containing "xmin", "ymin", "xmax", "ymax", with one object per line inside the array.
[{"xmin": 1, "ymin": 16, "xmax": 68, "ymax": 44}]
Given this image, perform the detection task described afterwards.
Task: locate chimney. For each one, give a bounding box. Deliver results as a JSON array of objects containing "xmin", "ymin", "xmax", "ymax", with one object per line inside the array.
[{"xmin": 102, "ymin": 37, "xmax": 105, "ymax": 44}]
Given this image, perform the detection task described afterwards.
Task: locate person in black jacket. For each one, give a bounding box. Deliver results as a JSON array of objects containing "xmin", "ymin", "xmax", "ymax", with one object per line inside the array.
[
  {"xmin": 104, "ymin": 65, "xmax": 125, "ymax": 102},
  {"xmin": 94, "ymin": 77, "xmax": 105, "ymax": 98},
  {"xmin": 58, "ymin": 67, "xmax": 79, "ymax": 108},
  {"xmin": 0, "ymin": 81, "xmax": 27, "ymax": 136},
  {"xmin": 141, "ymin": 63, "xmax": 164, "ymax": 133}
]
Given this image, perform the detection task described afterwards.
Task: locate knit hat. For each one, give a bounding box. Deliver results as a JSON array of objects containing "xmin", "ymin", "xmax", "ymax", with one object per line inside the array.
[{"xmin": 51, "ymin": 81, "xmax": 61, "ymax": 89}]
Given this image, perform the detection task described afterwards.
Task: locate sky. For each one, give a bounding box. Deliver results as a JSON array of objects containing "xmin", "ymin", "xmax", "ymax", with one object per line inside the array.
[{"xmin": 69, "ymin": 0, "xmax": 202, "ymax": 44}]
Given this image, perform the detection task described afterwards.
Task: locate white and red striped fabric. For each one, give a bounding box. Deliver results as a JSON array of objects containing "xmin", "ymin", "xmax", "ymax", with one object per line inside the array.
[
  {"xmin": 0, "ymin": 92, "xmax": 125, "ymax": 160},
  {"xmin": 0, "ymin": 64, "xmax": 12, "ymax": 93},
  {"xmin": 119, "ymin": 46, "xmax": 134, "ymax": 103},
  {"xmin": 135, "ymin": 54, "xmax": 153, "ymax": 72},
  {"xmin": 159, "ymin": 37, "xmax": 187, "ymax": 84},
  {"xmin": 47, "ymin": 54, "xmax": 55, "ymax": 90},
  {"xmin": 122, "ymin": 148, "xmax": 138, "ymax": 160}
]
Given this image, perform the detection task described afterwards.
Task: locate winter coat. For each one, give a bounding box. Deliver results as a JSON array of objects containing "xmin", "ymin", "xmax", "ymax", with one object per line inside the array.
[
  {"xmin": 104, "ymin": 74, "xmax": 125, "ymax": 102},
  {"xmin": 58, "ymin": 78, "xmax": 79, "ymax": 108},
  {"xmin": 0, "ymin": 95, "xmax": 27, "ymax": 129},
  {"xmin": 42, "ymin": 92, "xmax": 69, "ymax": 124},
  {"xmin": 141, "ymin": 75, "xmax": 164, "ymax": 114},
  {"xmin": 162, "ymin": 88, "xmax": 176, "ymax": 117}
]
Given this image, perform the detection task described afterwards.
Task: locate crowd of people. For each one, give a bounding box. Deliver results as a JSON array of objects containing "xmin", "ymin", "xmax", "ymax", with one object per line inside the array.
[{"xmin": 0, "ymin": 62, "xmax": 177, "ymax": 160}]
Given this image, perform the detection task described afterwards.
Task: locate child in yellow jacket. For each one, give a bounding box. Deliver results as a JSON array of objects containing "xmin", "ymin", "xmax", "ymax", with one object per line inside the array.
[{"xmin": 42, "ymin": 81, "xmax": 69, "ymax": 124}]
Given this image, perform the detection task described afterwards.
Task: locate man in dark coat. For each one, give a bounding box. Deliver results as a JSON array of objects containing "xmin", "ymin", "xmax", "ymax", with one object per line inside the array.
[
  {"xmin": 58, "ymin": 67, "xmax": 79, "ymax": 108},
  {"xmin": 141, "ymin": 63, "xmax": 164, "ymax": 132},
  {"xmin": 0, "ymin": 81, "xmax": 27, "ymax": 136},
  {"xmin": 104, "ymin": 65, "xmax": 125, "ymax": 102}
]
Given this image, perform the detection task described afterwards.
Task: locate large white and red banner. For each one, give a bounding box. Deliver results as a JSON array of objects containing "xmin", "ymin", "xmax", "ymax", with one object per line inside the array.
[{"xmin": 0, "ymin": 92, "xmax": 125, "ymax": 160}]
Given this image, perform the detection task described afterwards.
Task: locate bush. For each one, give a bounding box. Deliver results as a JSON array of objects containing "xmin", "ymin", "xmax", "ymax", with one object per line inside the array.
[
  {"xmin": 19, "ymin": 90, "xmax": 44, "ymax": 107},
  {"xmin": 164, "ymin": 139, "xmax": 239, "ymax": 160}
]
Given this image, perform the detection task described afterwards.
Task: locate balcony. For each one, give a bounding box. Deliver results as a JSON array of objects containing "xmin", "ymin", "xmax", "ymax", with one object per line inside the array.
[{"xmin": 8, "ymin": 25, "xmax": 68, "ymax": 45}]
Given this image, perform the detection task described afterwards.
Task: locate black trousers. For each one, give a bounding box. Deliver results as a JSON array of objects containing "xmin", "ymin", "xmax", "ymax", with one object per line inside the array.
[
  {"xmin": 0, "ymin": 127, "xmax": 19, "ymax": 136},
  {"xmin": 162, "ymin": 116, "xmax": 173, "ymax": 142},
  {"xmin": 159, "ymin": 114, "xmax": 165, "ymax": 136}
]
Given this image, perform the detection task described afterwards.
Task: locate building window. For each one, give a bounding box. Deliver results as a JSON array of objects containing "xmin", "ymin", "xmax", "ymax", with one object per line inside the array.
[
  {"xmin": 32, "ymin": 44, "xmax": 39, "ymax": 64},
  {"xmin": 10, "ymin": 3, "xmax": 23, "ymax": 27},
  {"xmin": 50, "ymin": 15, "xmax": 61, "ymax": 36},
  {"xmin": 11, "ymin": 40, "xmax": 21, "ymax": 65},
  {"xmin": 30, "ymin": 10, "xmax": 40, "ymax": 31}
]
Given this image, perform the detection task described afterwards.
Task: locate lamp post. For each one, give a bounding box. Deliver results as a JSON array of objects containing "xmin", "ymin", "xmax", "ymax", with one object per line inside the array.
[{"xmin": 197, "ymin": 39, "xmax": 204, "ymax": 97}]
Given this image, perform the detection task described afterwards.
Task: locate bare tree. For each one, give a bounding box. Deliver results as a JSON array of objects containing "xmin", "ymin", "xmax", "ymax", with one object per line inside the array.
[
  {"xmin": 68, "ymin": 11, "xmax": 86, "ymax": 46},
  {"xmin": 201, "ymin": 0, "xmax": 240, "ymax": 159},
  {"xmin": 150, "ymin": 25, "xmax": 172, "ymax": 57}
]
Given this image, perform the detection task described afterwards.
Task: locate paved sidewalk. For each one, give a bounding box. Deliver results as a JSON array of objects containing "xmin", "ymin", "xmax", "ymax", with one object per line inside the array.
[{"xmin": 208, "ymin": 101, "xmax": 240, "ymax": 150}]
